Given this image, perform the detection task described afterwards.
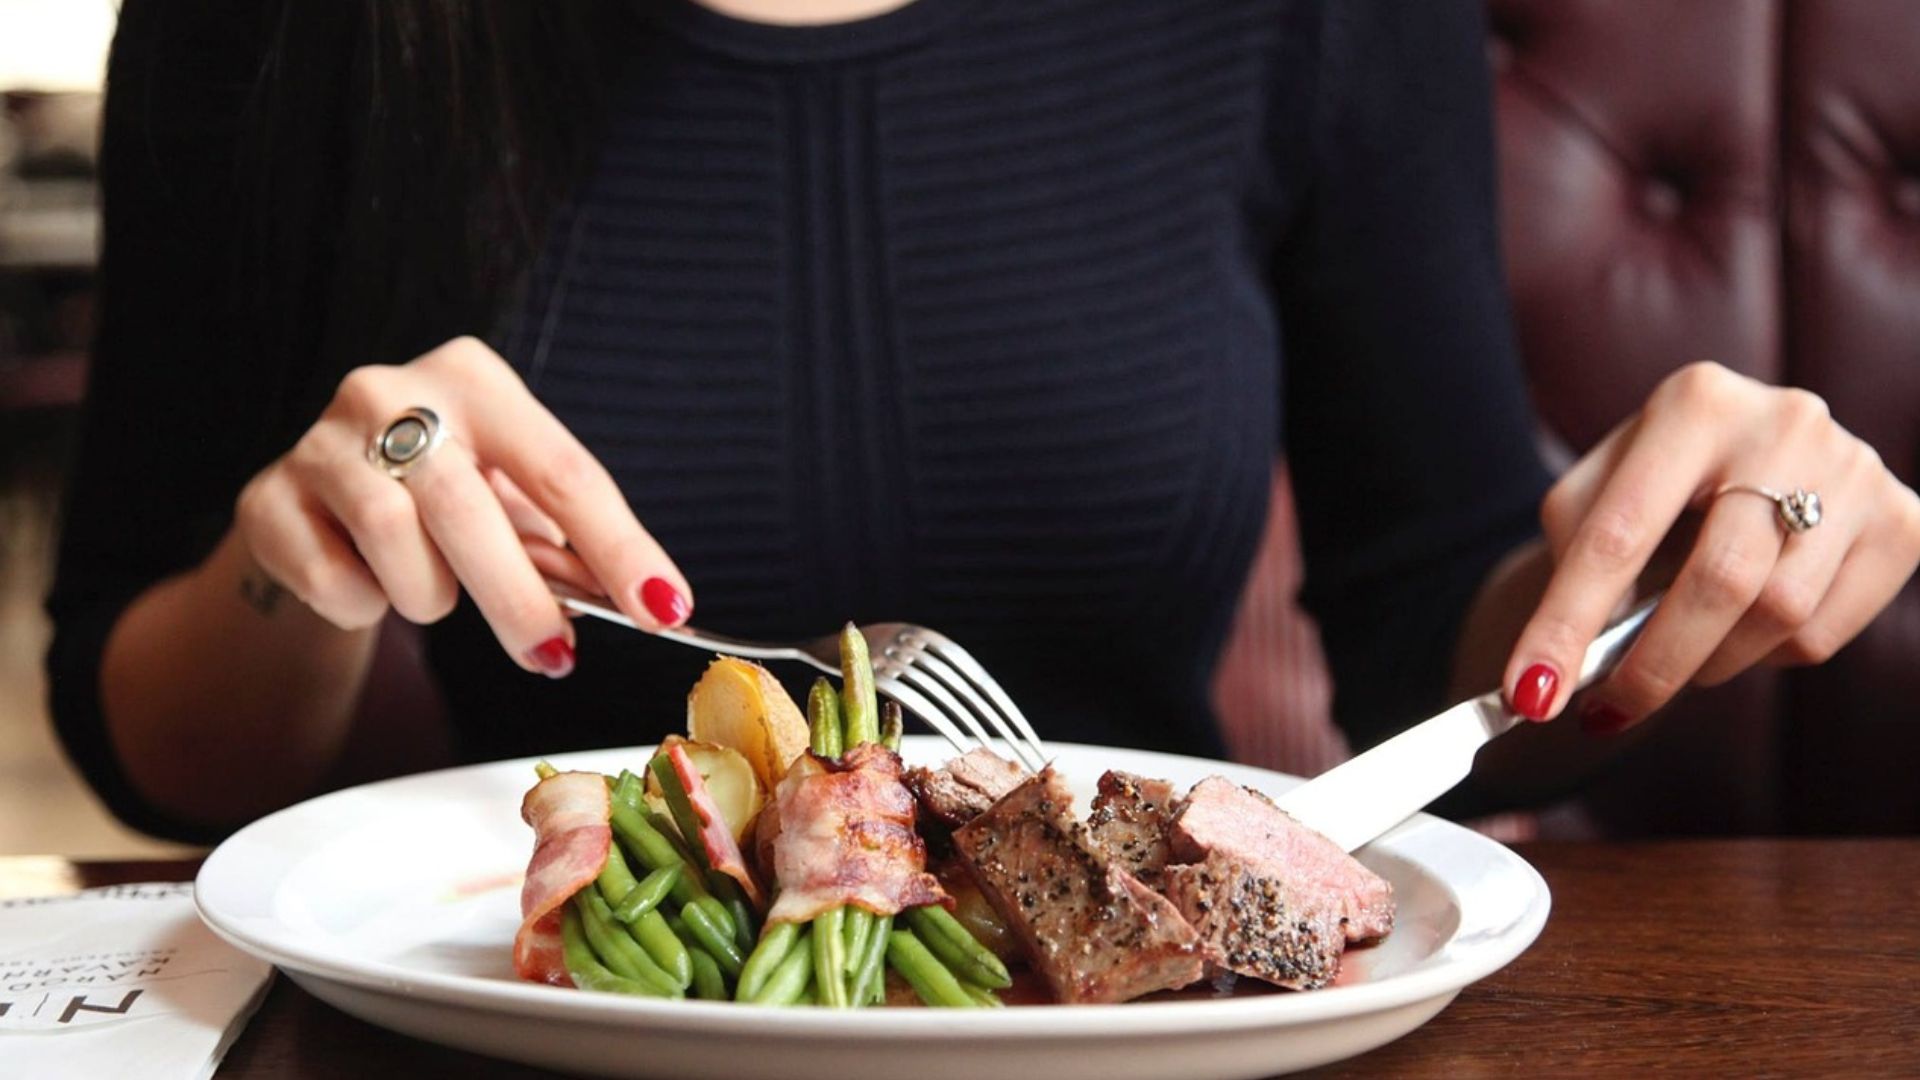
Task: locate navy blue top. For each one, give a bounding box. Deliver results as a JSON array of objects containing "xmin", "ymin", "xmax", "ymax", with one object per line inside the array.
[{"xmin": 49, "ymin": 0, "xmax": 1550, "ymax": 839}]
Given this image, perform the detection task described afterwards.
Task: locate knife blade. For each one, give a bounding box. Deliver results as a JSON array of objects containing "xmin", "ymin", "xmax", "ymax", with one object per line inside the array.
[{"xmin": 1274, "ymin": 596, "xmax": 1660, "ymax": 853}]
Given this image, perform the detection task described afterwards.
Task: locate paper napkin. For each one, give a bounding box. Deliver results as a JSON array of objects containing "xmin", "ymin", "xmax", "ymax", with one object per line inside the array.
[{"xmin": 0, "ymin": 882, "xmax": 273, "ymax": 1080}]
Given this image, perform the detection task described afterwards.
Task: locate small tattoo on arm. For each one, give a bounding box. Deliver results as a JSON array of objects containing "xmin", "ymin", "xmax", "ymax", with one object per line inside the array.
[{"xmin": 239, "ymin": 570, "xmax": 288, "ymax": 617}]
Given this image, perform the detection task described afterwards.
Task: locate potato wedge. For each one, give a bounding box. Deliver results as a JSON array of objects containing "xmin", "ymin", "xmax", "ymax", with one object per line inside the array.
[
  {"xmin": 686, "ymin": 658, "xmax": 809, "ymax": 792},
  {"xmin": 644, "ymin": 737, "xmax": 765, "ymax": 844}
]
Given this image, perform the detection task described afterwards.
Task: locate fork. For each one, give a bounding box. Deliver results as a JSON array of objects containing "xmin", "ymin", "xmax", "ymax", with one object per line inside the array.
[{"xmin": 556, "ymin": 595, "xmax": 1050, "ymax": 772}]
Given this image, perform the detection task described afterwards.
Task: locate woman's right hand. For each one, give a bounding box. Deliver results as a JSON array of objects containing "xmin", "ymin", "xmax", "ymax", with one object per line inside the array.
[{"xmin": 233, "ymin": 336, "xmax": 692, "ymax": 677}]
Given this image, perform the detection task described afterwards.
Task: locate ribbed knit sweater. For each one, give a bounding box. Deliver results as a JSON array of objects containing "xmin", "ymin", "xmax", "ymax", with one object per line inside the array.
[{"xmin": 51, "ymin": 0, "xmax": 1549, "ymax": 839}]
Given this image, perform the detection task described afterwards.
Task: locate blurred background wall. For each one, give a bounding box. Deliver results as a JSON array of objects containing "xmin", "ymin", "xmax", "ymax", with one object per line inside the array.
[{"xmin": 0, "ymin": 0, "xmax": 192, "ymax": 855}]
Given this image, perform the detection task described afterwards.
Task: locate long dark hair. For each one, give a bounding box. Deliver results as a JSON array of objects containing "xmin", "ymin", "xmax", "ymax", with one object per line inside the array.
[{"xmin": 241, "ymin": 1, "xmax": 627, "ymax": 450}]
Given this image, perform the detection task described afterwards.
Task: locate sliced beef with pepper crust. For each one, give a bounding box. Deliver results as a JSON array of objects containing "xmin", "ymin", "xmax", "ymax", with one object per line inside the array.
[
  {"xmin": 1160, "ymin": 776, "xmax": 1393, "ymax": 990},
  {"xmin": 952, "ymin": 767, "xmax": 1204, "ymax": 1004},
  {"xmin": 1162, "ymin": 851, "xmax": 1347, "ymax": 990},
  {"xmin": 1170, "ymin": 777, "xmax": 1394, "ymax": 945},
  {"xmin": 1085, "ymin": 770, "xmax": 1180, "ymax": 891},
  {"xmin": 906, "ymin": 747, "xmax": 1027, "ymax": 829}
]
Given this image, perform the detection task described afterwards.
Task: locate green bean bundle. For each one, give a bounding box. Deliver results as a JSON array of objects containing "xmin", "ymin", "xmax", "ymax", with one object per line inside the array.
[
  {"xmin": 549, "ymin": 625, "xmax": 1010, "ymax": 1007},
  {"xmin": 556, "ymin": 766, "xmax": 754, "ymax": 995},
  {"xmin": 732, "ymin": 625, "xmax": 1007, "ymax": 1007}
]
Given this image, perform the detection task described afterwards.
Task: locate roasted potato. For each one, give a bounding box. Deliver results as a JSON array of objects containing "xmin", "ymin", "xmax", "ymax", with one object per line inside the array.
[{"xmin": 686, "ymin": 658, "xmax": 810, "ymax": 792}]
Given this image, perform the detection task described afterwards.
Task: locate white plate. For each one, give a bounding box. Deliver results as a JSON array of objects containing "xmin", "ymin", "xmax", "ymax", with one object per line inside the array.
[{"xmin": 195, "ymin": 738, "xmax": 1548, "ymax": 1079}]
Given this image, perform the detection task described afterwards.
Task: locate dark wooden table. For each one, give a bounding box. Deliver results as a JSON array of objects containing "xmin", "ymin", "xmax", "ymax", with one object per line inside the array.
[{"xmin": 6, "ymin": 841, "xmax": 1917, "ymax": 1077}]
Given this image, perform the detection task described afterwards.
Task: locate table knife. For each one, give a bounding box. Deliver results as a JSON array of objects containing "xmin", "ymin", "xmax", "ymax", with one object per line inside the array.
[{"xmin": 1274, "ymin": 596, "xmax": 1660, "ymax": 853}]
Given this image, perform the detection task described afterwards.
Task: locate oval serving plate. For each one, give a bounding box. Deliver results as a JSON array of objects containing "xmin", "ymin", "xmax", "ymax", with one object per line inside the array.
[{"xmin": 195, "ymin": 738, "xmax": 1548, "ymax": 1079}]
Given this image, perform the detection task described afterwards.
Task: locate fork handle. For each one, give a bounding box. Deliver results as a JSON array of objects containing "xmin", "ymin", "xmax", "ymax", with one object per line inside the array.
[{"xmin": 556, "ymin": 595, "xmax": 829, "ymax": 672}]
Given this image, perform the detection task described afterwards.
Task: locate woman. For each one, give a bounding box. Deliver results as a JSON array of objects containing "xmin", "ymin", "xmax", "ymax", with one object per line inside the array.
[{"xmin": 48, "ymin": 0, "xmax": 1920, "ymax": 840}]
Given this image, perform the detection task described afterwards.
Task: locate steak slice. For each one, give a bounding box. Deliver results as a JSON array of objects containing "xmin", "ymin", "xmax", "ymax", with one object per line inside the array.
[
  {"xmin": 906, "ymin": 748, "xmax": 1027, "ymax": 829},
  {"xmin": 1085, "ymin": 770, "xmax": 1180, "ymax": 891},
  {"xmin": 1171, "ymin": 777, "xmax": 1393, "ymax": 944},
  {"xmin": 952, "ymin": 767, "xmax": 1205, "ymax": 1004},
  {"xmin": 1162, "ymin": 852, "xmax": 1346, "ymax": 990}
]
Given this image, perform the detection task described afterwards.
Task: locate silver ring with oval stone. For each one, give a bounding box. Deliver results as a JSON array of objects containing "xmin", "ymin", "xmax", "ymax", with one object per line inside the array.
[
  {"xmin": 1714, "ymin": 482, "xmax": 1823, "ymax": 535},
  {"xmin": 367, "ymin": 407, "xmax": 447, "ymax": 480}
]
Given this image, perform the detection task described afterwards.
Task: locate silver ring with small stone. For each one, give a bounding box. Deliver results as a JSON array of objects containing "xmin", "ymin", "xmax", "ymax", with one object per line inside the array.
[
  {"xmin": 1715, "ymin": 482, "xmax": 1823, "ymax": 534},
  {"xmin": 367, "ymin": 407, "xmax": 447, "ymax": 480}
]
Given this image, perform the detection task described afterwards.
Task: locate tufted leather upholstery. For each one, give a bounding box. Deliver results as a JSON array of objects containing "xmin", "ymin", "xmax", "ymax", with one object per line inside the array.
[
  {"xmin": 1216, "ymin": 0, "xmax": 1920, "ymax": 835},
  {"xmin": 1778, "ymin": 0, "xmax": 1920, "ymax": 831}
]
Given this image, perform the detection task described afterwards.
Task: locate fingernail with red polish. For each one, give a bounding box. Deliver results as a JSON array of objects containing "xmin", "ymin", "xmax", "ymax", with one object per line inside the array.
[
  {"xmin": 527, "ymin": 637, "xmax": 575, "ymax": 679},
  {"xmin": 640, "ymin": 577, "xmax": 690, "ymax": 627},
  {"xmin": 1511, "ymin": 663, "xmax": 1559, "ymax": 721},
  {"xmin": 1581, "ymin": 702, "xmax": 1634, "ymax": 736}
]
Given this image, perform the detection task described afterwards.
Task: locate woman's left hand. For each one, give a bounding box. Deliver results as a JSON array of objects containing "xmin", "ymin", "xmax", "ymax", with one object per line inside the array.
[{"xmin": 1504, "ymin": 361, "xmax": 1920, "ymax": 733}]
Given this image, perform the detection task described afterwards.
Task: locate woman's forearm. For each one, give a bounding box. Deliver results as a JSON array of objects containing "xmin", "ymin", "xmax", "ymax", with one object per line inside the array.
[{"xmin": 99, "ymin": 528, "xmax": 380, "ymax": 827}]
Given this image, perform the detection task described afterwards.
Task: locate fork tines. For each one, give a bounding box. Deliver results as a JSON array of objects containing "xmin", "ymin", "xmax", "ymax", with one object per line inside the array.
[{"xmin": 871, "ymin": 629, "xmax": 1048, "ymax": 774}]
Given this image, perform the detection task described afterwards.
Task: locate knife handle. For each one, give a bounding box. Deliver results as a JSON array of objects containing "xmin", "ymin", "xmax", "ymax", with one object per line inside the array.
[{"xmin": 1571, "ymin": 594, "xmax": 1661, "ymax": 692}]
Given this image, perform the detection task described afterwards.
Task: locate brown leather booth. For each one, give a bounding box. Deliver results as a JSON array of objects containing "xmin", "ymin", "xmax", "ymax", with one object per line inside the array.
[{"xmin": 1217, "ymin": 0, "xmax": 1920, "ymax": 836}]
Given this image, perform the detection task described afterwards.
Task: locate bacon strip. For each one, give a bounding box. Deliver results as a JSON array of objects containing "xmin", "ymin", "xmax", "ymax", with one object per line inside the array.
[
  {"xmin": 665, "ymin": 742, "xmax": 766, "ymax": 909},
  {"xmin": 765, "ymin": 743, "xmax": 950, "ymax": 925},
  {"xmin": 513, "ymin": 771, "xmax": 612, "ymax": 986}
]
